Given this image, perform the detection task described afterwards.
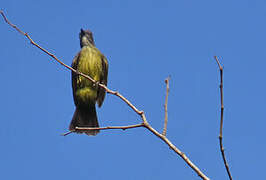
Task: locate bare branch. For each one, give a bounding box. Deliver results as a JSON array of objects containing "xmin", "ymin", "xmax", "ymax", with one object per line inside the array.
[
  {"xmin": 106, "ymin": 89, "xmax": 145, "ymax": 117},
  {"xmin": 214, "ymin": 56, "xmax": 233, "ymax": 180},
  {"xmin": 62, "ymin": 123, "xmax": 144, "ymax": 136},
  {"xmin": 162, "ymin": 77, "xmax": 170, "ymax": 136},
  {"xmin": 76, "ymin": 123, "xmax": 144, "ymax": 131},
  {"xmin": 1, "ymin": 11, "xmax": 210, "ymax": 180}
]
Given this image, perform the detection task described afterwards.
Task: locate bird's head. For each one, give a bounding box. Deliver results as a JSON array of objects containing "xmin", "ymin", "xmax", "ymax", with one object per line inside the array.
[{"xmin": 79, "ymin": 29, "xmax": 95, "ymax": 48}]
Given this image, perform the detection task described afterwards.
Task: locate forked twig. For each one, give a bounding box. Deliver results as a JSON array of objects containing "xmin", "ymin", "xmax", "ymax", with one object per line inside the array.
[
  {"xmin": 1, "ymin": 11, "xmax": 210, "ymax": 180},
  {"xmin": 214, "ymin": 56, "xmax": 233, "ymax": 180},
  {"xmin": 162, "ymin": 77, "xmax": 170, "ymax": 136}
]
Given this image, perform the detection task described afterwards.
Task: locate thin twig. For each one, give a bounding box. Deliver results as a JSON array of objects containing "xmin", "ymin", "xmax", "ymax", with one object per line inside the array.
[
  {"xmin": 162, "ymin": 77, "xmax": 170, "ymax": 136},
  {"xmin": 76, "ymin": 123, "xmax": 144, "ymax": 131},
  {"xmin": 61, "ymin": 131, "xmax": 74, "ymax": 136},
  {"xmin": 214, "ymin": 56, "xmax": 233, "ymax": 180},
  {"xmin": 1, "ymin": 11, "xmax": 210, "ymax": 180},
  {"xmin": 62, "ymin": 123, "xmax": 144, "ymax": 136}
]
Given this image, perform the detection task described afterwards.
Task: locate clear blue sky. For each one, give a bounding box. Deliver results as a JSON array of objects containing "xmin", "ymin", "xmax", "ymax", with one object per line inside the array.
[{"xmin": 1, "ymin": 0, "xmax": 265, "ymax": 179}]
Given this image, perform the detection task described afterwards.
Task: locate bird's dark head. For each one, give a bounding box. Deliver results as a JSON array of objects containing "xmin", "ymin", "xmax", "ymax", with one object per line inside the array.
[{"xmin": 79, "ymin": 29, "xmax": 95, "ymax": 48}]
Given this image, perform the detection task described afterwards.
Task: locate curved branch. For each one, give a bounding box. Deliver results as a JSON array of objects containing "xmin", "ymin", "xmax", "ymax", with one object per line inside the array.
[
  {"xmin": 1, "ymin": 10, "xmax": 210, "ymax": 180},
  {"xmin": 214, "ymin": 56, "xmax": 233, "ymax": 180}
]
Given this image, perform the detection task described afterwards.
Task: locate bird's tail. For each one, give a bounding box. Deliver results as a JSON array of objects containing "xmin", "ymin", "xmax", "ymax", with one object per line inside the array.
[{"xmin": 69, "ymin": 105, "xmax": 99, "ymax": 136}]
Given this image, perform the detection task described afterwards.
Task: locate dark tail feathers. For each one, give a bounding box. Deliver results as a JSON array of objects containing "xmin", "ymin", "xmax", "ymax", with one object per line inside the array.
[{"xmin": 69, "ymin": 105, "xmax": 99, "ymax": 136}]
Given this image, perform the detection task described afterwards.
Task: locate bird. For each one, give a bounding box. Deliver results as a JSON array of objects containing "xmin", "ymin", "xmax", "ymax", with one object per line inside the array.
[{"xmin": 69, "ymin": 29, "xmax": 108, "ymax": 136}]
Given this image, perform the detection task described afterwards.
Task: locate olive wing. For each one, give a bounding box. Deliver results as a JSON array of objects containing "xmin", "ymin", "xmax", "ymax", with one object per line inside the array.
[{"xmin": 97, "ymin": 55, "xmax": 108, "ymax": 107}]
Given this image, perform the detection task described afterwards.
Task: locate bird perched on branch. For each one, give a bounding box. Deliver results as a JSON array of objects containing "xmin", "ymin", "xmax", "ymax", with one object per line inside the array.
[{"xmin": 69, "ymin": 29, "xmax": 108, "ymax": 136}]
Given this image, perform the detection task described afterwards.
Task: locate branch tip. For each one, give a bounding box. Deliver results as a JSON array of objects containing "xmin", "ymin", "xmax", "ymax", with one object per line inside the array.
[
  {"xmin": 215, "ymin": 56, "xmax": 233, "ymax": 180},
  {"xmin": 61, "ymin": 131, "xmax": 74, "ymax": 136},
  {"xmin": 162, "ymin": 77, "xmax": 170, "ymax": 136}
]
